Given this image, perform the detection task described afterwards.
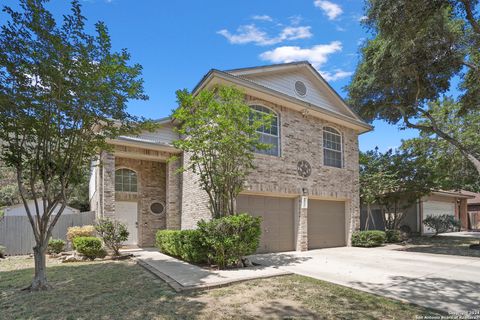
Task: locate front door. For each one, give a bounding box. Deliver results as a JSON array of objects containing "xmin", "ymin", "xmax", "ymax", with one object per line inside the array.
[{"xmin": 115, "ymin": 201, "xmax": 138, "ymax": 245}]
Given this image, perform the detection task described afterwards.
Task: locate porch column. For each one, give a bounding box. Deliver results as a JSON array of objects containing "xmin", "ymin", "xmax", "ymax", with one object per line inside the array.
[
  {"xmin": 102, "ymin": 152, "xmax": 115, "ymax": 219},
  {"xmin": 459, "ymin": 199, "xmax": 469, "ymax": 230},
  {"xmin": 166, "ymin": 156, "xmax": 182, "ymax": 230},
  {"xmin": 295, "ymin": 195, "xmax": 308, "ymax": 251}
]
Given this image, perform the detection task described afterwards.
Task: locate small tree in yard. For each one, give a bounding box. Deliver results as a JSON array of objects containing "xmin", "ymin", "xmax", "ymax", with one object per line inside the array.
[
  {"xmin": 423, "ymin": 215, "xmax": 461, "ymax": 236},
  {"xmin": 0, "ymin": 0, "xmax": 150, "ymax": 290},
  {"xmin": 96, "ymin": 218, "xmax": 129, "ymax": 256},
  {"xmin": 173, "ymin": 85, "xmax": 271, "ymax": 218},
  {"xmin": 360, "ymin": 149, "xmax": 435, "ymax": 230}
]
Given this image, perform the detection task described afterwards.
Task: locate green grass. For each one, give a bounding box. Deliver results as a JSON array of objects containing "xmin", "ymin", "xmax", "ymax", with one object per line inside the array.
[{"xmin": 0, "ymin": 256, "xmax": 444, "ymax": 319}]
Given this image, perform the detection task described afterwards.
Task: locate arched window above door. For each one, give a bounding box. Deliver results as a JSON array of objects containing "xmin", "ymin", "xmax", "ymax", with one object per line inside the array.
[{"xmin": 115, "ymin": 168, "xmax": 138, "ymax": 192}]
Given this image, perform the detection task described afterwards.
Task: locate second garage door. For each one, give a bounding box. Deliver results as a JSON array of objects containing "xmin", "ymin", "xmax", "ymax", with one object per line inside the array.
[
  {"xmin": 422, "ymin": 201, "xmax": 455, "ymax": 234},
  {"xmin": 308, "ymin": 200, "xmax": 345, "ymax": 249},
  {"xmin": 237, "ymin": 195, "xmax": 295, "ymax": 253}
]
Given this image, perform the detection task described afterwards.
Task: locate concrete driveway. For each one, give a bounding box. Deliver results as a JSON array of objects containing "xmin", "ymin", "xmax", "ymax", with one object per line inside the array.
[{"xmin": 251, "ymin": 247, "xmax": 480, "ymax": 314}]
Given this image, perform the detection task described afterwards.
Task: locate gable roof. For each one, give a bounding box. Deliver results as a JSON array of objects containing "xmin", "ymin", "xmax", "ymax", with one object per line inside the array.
[{"xmin": 192, "ymin": 62, "xmax": 372, "ymax": 133}]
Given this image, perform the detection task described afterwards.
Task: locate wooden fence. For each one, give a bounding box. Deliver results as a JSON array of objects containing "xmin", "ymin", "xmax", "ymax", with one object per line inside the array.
[{"xmin": 0, "ymin": 211, "xmax": 95, "ymax": 255}]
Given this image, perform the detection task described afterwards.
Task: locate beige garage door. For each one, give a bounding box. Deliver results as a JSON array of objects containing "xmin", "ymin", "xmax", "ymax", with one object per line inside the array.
[
  {"xmin": 308, "ymin": 200, "xmax": 345, "ymax": 249},
  {"xmin": 237, "ymin": 195, "xmax": 295, "ymax": 253}
]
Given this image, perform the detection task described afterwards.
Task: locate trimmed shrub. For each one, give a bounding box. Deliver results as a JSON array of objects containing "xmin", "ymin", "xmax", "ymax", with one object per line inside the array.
[
  {"xmin": 67, "ymin": 225, "xmax": 96, "ymax": 243},
  {"xmin": 351, "ymin": 230, "xmax": 386, "ymax": 247},
  {"xmin": 385, "ymin": 230, "xmax": 402, "ymax": 243},
  {"xmin": 0, "ymin": 245, "xmax": 5, "ymax": 258},
  {"xmin": 156, "ymin": 213, "xmax": 262, "ymax": 268},
  {"xmin": 73, "ymin": 236, "xmax": 106, "ymax": 260},
  {"xmin": 48, "ymin": 239, "xmax": 66, "ymax": 254},
  {"xmin": 197, "ymin": 213, "xmax": 262, "ymax": 269},
  {"xmin": 156, "ymin": 229, "xmax": 207, "ymax": 264},
  {"xmin": 95, "ymin": 218, "xmax": 129, "ymax": 256},
  {"xmin": 423, "ymin": 214, "xmax": 461, "ymax": 235},
  {"xmin": 399, "ymin": 224, "xmax": 412, "ymax": 235}
]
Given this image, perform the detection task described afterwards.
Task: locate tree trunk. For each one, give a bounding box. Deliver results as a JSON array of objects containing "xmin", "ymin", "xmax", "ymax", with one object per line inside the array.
[
  {"xmin": 467, "ymin": 154, "xmax": 480, "ymax": 176},
  {"xmin": 29, "ymin": 244, "xmax": 50, "ymax": 291}
]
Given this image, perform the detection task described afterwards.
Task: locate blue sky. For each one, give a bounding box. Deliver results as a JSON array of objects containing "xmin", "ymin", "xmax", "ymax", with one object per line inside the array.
[{"xmin": 2, "ymin": 0, "xmax": 419, "ymax": 151}]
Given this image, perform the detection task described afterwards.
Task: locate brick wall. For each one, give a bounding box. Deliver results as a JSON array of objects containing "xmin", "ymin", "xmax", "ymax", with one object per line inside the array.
[
  {"xmin": 180, "ymin": 94, "xmax": 361, "ymax": 248},
  {"xmin": 180, "ymin": 152, "xmax": 211, "ymax": 229},
  {"xmin": 114, "ymin": 157, "xmax": 167, "ymax": 247}
]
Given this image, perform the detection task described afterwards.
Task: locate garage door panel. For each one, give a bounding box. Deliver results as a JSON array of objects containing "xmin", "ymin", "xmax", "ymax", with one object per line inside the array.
[
  {"xmin": 308, "ymin": 200, "xmax": 345, "ymax": 249},
  {"xmin": 422, "ymin": 201, "xmax": 455, "ymax": 234},
  {"xmin": 237, "ymin": 195, "xmax": 294, "ymax": 253}
]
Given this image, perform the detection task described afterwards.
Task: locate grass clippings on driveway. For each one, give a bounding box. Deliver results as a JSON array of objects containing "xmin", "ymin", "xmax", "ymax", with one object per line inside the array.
[
  {"xmin": 0, "ymin": 256, "xmax": 443, "ymax": 320},
  {"xmin": 395, "ymin": 236, "xmax": 480, "ymax": 257}
]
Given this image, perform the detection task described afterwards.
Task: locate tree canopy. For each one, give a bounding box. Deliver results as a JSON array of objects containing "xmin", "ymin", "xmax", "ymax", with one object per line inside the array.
[
  {"xmin": 173, "ymin": 85, "xmax": 271, "ymax": 218},
  {"xmin": 360, "ymin": 148, "xmax": 435, "ymax": 229},
  {"xmin": 0, "ymin": 0, "xmax": 150, "ymax": 290},
  {"xmin": 348, "ymin": 0, "xmax": 480, "ymax": 175}
]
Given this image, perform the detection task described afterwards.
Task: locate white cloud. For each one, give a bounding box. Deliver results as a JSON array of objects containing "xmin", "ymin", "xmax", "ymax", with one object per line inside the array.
[
  {"xmin": 259, "ymin": 41, "xmax": 342, "ymax": 68},
  {"xmin": 217, "ymin": 25, "xmax": 269, "ymax": 45},
  {"xmin": 252, "ymin": 15, "xmax": 273, "ymax": 22},
  {"xmin": 278, "ymin": 26, "xmax": 312, "ymax": 41},
  {"xmin": 259, "ymin": 42, "xmax": 351, "ymax": 82},
  {"xmin": 288, "ymin": 15, "xmax": 303, "ymax": 26},
  {"xmin": 314, "ymin": 0, "xmax": 343, "ymax": 20},
  {"xmin": 320, "ymin": 69, "xmax": 353, "ymax": 81},
  {"xmin": 217, "ymin": 24, "xmax": 312, "ymax": 46}
]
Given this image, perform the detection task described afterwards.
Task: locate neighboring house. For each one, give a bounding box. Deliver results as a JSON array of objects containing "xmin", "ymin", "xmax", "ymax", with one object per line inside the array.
[
  {"xmin": 89, "ymin": 61, "xmax": 372, "ymax": 252},
  {"xmin": 360, "ymin": 190, "xmax": 474, "ymax": 235},
  {"xmin": 461, "ymin": 190, "xmax": 480, "ymax": 230},
  {"xmin": 3, "ymin": 200, "xmax": 80, "ymax": 216}
]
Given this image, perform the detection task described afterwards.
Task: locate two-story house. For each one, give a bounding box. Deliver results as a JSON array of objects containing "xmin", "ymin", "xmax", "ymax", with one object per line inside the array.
[{"xmin": 89, "ymin": 61, "xmax": 372, "ymax": 253}]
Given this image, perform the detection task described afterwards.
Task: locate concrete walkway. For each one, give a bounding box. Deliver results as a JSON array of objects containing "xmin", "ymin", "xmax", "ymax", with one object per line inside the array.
[
  {"xmin": 250, "ymin": 247, "xmax": 480, "ymax": 314},
  {"xmin": 130, "ymin": 248, "xmax": 289, "ymax": 291}
]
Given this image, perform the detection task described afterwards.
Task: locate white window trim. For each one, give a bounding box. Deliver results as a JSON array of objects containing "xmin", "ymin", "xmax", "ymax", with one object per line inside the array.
[
  {"xmin": 115, "ymin": 168, "xmax": 138, "ymax": 192},
  {"xmin": 323, "ymin": 126, "xmax": 344, "ymax": 168},
  {"xmin": 250, "ymin": 104, "xmax": 281, "ymax": 157}
]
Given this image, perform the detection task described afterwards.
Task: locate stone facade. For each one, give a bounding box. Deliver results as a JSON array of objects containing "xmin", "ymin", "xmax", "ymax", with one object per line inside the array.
[
  {"xmin": 166, "ymin": 157, "xmax": 183, "ymax": 230},
  {"xmin": 115, "ymin": 157, "xmax": 166, "ymax": 246},
  {"xmin": 180, "ymin": 94, "xmax": 361, "ymax": 250},
  {"xmin": 180, "ymin": 152, "xmax": 211, "ymax": 229},
  {"xmin": 95, "ymin": 146, "xmax": 182, "ymax": 247}
]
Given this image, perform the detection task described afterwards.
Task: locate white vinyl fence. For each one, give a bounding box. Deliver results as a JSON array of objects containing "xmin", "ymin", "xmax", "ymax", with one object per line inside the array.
[{"xmin": 0, "ymin": 211, "xmax": 95, "ymax": 255}]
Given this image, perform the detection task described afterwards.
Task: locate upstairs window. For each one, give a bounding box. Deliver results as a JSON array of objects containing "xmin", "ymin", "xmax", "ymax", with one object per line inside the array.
[
  {"xmin": 250, "ymin": 105, "xmax": 280, "ymax": 156},
  {"xmin": 115, "ymin": 168, "xmax": 137, "ymax": 192},
  {"xmin": 323, "ymin": 127, "xmax": 342, "ymax": 168}
]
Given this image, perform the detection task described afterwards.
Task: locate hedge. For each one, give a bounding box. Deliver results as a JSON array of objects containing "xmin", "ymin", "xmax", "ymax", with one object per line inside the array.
[
  {"xmin": 351, "ymin": 230, "xmax": 386, "ymax": 247},
  {"xmin": 197, "ymin": 214, "xmax": 261, "ymax": 268},
  {"xmin": 156, "ymin": 213, "xmax": 261, "ymax": 268},
  {"xmin": 73, "ymin": 236, "xmax": 106, "ymax": 260},
  {"xmin": 48, "ymin": 239, "xmax": 66, "ymax": 254},
  {"xmin": 156, "ymin": 229, "xmax": 207, "ymax": 264},
  {"xmin": 67, "ymin": 225, "xmax": 96, "ymax": 243},
  {"xmin": 385, "ymin": 230, "xmax": 403, "ymax": 243}
]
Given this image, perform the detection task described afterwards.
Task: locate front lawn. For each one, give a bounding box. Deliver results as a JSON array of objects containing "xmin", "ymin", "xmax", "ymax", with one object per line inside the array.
[
  {"xmin": 395, "ymin": 235, "xmax": 480, "ymax": 257},
  {"xmin": 0, "ymin": 256, "xmax": 443, "ymax": 319}
]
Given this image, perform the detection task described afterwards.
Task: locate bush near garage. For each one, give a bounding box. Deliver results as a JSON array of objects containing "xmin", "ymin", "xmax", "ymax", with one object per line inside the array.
[
  {"xmin": 73, "ymin": 236, "xmax": 106, "ymax": 260},
  {"xmin": 156, "ymin": 229, "xmax": 207, "ymax": 264},
  {"xmin": 385, "ymin": 230, "xmax": 403, "ymax": 243},
  {"xmin": 156, "ymin": 213, "xmax": 262, "ymax": 268},
  {"xmin": 351, "ymin": 230, "xmax": 386, "ymax": 247},
  {"xmin": 422, "ymin": 214, "xmax": 461, "ymax": 235},
  {"xmin": 198, "ymin": 213, "xmax": 262, "ymax": 269}
]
